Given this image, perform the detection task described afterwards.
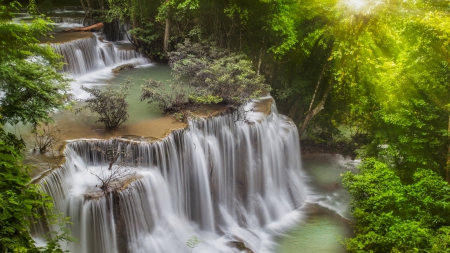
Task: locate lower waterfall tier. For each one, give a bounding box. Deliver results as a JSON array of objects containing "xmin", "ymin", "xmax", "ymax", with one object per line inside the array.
[{"xmin": 34, "ymin": 99, "xmax": 305, "ymax": 253}]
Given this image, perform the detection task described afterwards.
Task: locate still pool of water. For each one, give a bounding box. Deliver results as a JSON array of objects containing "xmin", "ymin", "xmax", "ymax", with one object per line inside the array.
[
  {"xmin": 277, "ymin": 153, "xmax": 358, "ymax": 253},
  {"xmin": 70, "ymin": 63, "xmax": 173, "ymax": 127}
]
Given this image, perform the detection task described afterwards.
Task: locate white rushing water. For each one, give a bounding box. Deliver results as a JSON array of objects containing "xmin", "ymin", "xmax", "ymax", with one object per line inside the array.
[
  {"xmin": 34, "ymin": 101, "xmax": 306, "ymax": 253},
  {"xmin": 51, "ymin": 35, "xmax": 144, "ymax": 77},
  {"xmin": 25, "ymin": 14, "xmax": 316, "ymax": 252},
  {"xmin": 52, "ymin": 34, "xmax": 149, "ymax": 99}
]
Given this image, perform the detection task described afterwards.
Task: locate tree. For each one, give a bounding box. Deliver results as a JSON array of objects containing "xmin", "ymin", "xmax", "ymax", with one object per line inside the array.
[
  {"xmin": 0, "ymin": 138, "xmax": 73, "ymax": 253},
  {"xmin": 342, "ymin": 159, "xmax": 450, "ymax": 252},
  {"xmin": 140, "ymin": 78, "xmax": 192, "ymax": 113},
  {"xmin": 78, "ymin": 79, "xmax": 132, "ymax": 130},
  {"xmin": 0, "ymin": 1, "xmax": 72, "ymax": 251},
  {"xmin": 32, "ymin": 123, "xmax": 60, "ymax": 153},
  {"xmin": 0, "ymin": 0, "xmax": 69, "ymax": 126},
  {"xmin": 169, "ymin": 40, "xmax": 270, "ymax": 104}
]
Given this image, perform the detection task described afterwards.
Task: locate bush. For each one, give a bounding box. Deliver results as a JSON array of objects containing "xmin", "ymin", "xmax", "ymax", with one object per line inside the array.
[
  {"xmin": 78, "ymin": 79, "xmax": 132, "ymax": 130},
  {"xmin": 188, "ymin": 94, "xmax": 223, "ymax": 104},
  {"xmin": 140, "ymin": 79, "xmax": 192, "ymax": 112},
  {"xmin": 342, "ymin": 159, "xmax": 450, "ymax": 252},
  {"xmin": 89, "ymin": 144, "xmax": 137, "ymax": 196},
  {"xmin": 169, "ymin": 40, "xmax": 271, "ymax": 104},
  {"xmin": 32, "ymin": 123, "xmax": 60, "ymax": 153}
]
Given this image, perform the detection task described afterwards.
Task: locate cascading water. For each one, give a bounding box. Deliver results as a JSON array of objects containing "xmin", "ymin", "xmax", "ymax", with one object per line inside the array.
[
  {"xmin": 34, "ymin": 100, "xmax": 306, "ymax": 253},
  {"xmin": 50, "ymin": 17, "xmax": 84, "ymax": 25},
  {"xmin": 50, "ymin": 35, "xmax": 144, "ymax": 76}
]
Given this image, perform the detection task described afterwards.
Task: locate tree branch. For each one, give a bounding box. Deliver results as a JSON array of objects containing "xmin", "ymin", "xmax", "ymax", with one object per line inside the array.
[{"xmin": 299, "ymin": 80, "xmax": 334, "ymax": 136}]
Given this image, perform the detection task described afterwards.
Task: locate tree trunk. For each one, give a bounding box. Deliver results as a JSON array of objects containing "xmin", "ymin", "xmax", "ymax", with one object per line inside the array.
[
  {"xmin": 446, "ymin": 115, "xmax": 450, "ymax": 183},
  {"xmin": 164, "ymin": 17, "xmax": 170, "ymax": 52},
  {"xmin": 298, "ymin": 80, "xmax": 334, "ymax": 136},
  {"xmin": 298, "ymin": 61, "xmax": 330, "ymax": 137},
  {"xmin": 80, "ymin": 0, "xmax": 88, "ymax": 17},
  {"xmin": 86, "ymin": 0, "xmax": 92, "ymax": 18},
  {"xmin": 163, "ymin": 0, "xmax": 171, "ymax": 53},
  {"xmin": 98, "ymin": 0, "xmax": 104, "ymax": 12},
  {"xmin": 132, "ymin": 16, "xmax": 139, "ymax": 45},
  {"xmin": 257, "ymin": 38, "xmax": 265, "ymax": 76},
  {"xmin": 308, "ymin": 63, "xmax": 327, "ymax": 112}
]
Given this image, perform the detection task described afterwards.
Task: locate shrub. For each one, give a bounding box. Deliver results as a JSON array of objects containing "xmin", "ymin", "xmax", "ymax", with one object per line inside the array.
[
  {"xmin": 170, "ymin": 39, "xmax": 271, "ymax": 104},
  {"xmin": 89, "ymin": 144, "xmax": 137, "ymax": 196},
  {"xmin": 188, "ymin": 94, "xmax": 223, "ymax": 104},
  {"xmin": 32, "ymin": 123, "xmax": 60, "ymax": 153},
  {"xmin": 78, "ymin": 79, "xmax": 132, "ymax": 130},
  {"xmin": 140, "ymin": 79, "xmax": 192, "ymax": 112},
  {"xmin": 342, "ymin": 159, "xmax": 450, "ymax": 252}
]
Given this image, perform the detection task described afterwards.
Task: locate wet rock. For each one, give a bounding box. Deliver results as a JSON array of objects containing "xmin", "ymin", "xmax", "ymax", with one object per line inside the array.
[
  {"xmin": 112, "ymin": 63, "xmax": 136, "ymax": 74},
  {"xmin": 226, "ymin": 236, "xmax": 254, "ymax": 253}
]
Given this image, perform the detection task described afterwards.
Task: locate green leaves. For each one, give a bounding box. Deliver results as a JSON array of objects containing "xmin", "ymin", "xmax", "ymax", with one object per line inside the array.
[
  {"xmin": 0, "ymin": 1, "xmax": 69, "ymax": 126},
  {"xmin": 78, "ymin": 79, "xmax": 132, "ymax": 130},
  {"xmin": 0, "ymin": 137, "xmax": 70, "ymax": 253},
  {"xmin": 343, "ymin": 159, "xmax": 450, "ymax": 252},
  {"xmin": 169, "ymin": 40, "xmax": 270, "ymax": 104}
]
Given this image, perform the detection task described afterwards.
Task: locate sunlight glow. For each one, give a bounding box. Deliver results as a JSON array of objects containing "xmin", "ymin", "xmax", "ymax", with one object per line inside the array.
[
  {"xmin": 347, "ymin": 0, "xmax": 367, "ymax": 11},
  {"xmin": 343, "ymin": 0, "xmax": 383, "ymax": 14}
]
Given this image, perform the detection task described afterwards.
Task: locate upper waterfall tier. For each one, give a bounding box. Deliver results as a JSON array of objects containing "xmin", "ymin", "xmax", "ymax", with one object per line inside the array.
[
  {"xmin": 50, "ymin": 17, "xmax": 84, "ymax": 25},
  {"xmin": 34, "ymin": 99, "xmax": 305, "ymax": 253},
  {"xmin": 50, "ymin": 34, "xmax": 144, "ymax": 76}
]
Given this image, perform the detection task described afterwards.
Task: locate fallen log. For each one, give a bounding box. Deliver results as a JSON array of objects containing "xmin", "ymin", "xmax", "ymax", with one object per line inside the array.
[{"xmin": 62, "ymin": 22, "xmax": 104, "ymax": 33}]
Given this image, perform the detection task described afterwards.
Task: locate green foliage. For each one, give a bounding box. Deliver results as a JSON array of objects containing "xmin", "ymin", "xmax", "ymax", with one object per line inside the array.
[
  {"xmin": 221, "ymin": 0, "xmax": 298, "ymax": 56},
  {"xmin": 188, "ymin": 94, "xmax": 222, "ymax": 104},
  {"xmin": 78, "ymin": 79, "xmax": 132, "ymax": 130},
  {"xmin": 0, "ymin": 136, "xmax": 72, "ymax": 253},
  {"xmin": 170, "ymin": 40, "xmax": 270, "ymax": 104},
  {"xmin": 140, "ymin": 78, "xmax": 192, "ymax": 112},
  {"xmin": 128, "ymin": 22, "xmax": 162, "ymax": 57},
  {"xmin": 342, "ymin": 159, "xmax": 450, "ymax": 253},
  {"xmin": 0, "ymin": 1, "xmax": 72, "ymax": 252},
  {"xmin": 0, "ymin": 0, "xmax": 69, "ymax": 126},
  {"xmin": 32, "ymin": 123, "xmax": 60, "ymax": 153}
]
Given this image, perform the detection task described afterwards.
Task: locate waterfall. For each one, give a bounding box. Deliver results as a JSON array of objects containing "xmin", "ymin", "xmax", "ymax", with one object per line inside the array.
[
  {"xmin": 50, "ymin": 17, "xmax": 84, "ymax": 25},
  {"xmin": 50, "ymin": 34, "xmax": 145, "ymax": 76},
  {"xmin": 34, "ymin": 100, "xmax": 305, "ymax": 253}
]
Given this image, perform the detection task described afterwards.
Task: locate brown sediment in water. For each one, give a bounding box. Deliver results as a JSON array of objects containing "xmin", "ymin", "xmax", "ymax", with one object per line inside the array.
[
  {"xmin": 183, "ymin": 103, "xmax": 231, "ymax": 118},
  {"xmin": 26, "ymin": 100, "xmax": 264, "ymax": 181},
  {"xmin": 59, "ymin": 115, "xmax": 188, "ymax": 142},
  {"xmin": 27, "ymin": 150, "xmax": 66, "ymax": 182},
  {"xmin": 252, "ymin": 96, "xmax": 273, "ymax": 115},
  {"xmin": 27, "ymin": 115, "xmax": 187, "ymax": 180},
  {"xmin": 40, "ymin": 31, "xmax": 94, "ymax": 44}
]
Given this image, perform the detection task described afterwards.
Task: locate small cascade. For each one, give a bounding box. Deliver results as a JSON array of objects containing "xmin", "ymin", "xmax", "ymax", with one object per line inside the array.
[
  {"xmin": 50, "ymin": 17, "xmax": 84, "ymax": 24},
  {"xmin": 50, "ymin": 34, "xmax": 145, "ymax": 76},
  {"xmin": 35, "ymin": 100, "xmax": 305, "ymax": 253}
]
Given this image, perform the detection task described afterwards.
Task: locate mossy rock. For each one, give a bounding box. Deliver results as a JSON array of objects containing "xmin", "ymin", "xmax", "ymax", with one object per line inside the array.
[{"xmin": 112, "ymin": 63, "xmax": 136, "ymax": 74}]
